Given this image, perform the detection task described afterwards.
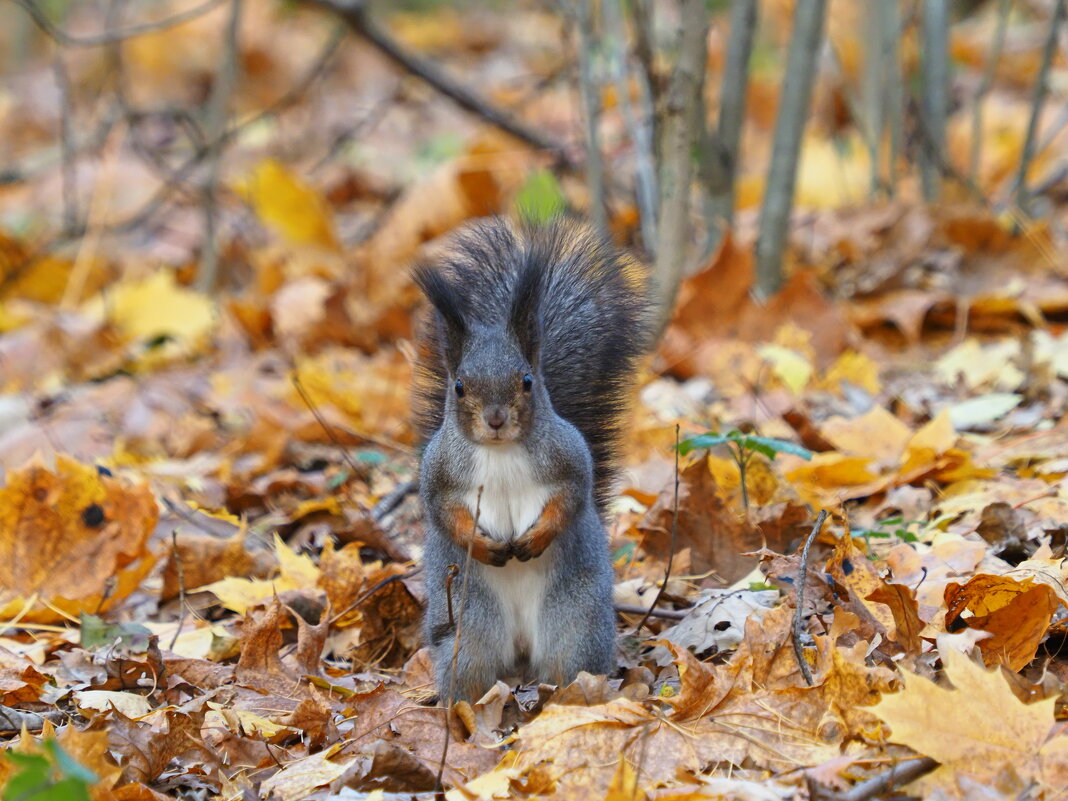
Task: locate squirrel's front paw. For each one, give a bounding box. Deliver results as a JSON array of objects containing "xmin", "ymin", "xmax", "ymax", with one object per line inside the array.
[
  {"xmin": 510, "ymin": 533, "xmax": 546, "ymax": 562},
  {"xmin": 471, "ymin": 532, "xmax": 512, "ymax": 567}
]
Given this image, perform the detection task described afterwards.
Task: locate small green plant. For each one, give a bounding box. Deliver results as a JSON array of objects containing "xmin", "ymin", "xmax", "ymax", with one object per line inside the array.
[
  {"xmin": 1, "ymin": 740, "xmax": 96, "ymax": 801},
  {"xmin": 514, "ymin": 169, "xmax": 567, "ymax": 224},
  {"xmin": 678, "ymin": 429, "xmax": 813, "ymax": 511},
  {"xmin": 852, "ymin": 516, "xmax": 923, "ymax": 550}
]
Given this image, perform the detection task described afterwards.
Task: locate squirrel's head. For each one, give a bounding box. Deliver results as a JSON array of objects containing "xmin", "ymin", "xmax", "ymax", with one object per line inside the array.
[{"xmin": 415, "ymin": 260, "xmax": 543, "ymax": 446}]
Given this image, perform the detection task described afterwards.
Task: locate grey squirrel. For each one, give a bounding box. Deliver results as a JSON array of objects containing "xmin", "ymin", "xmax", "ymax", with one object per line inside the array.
[{"xmin": 413, "ymin": 217, "xmax": 651, "ymax": 703}]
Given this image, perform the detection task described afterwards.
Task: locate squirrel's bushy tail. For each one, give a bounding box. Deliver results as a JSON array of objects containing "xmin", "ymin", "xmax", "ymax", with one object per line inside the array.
[{"xmin": 413, "ymin": 216, "xmax": 653, "ymax": 512}]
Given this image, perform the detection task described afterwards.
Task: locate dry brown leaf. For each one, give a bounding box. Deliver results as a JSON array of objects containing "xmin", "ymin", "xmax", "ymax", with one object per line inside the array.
[
  {"xmin": 943, "ymin": 574, "xmax": 1059, "ymax": 671},
  {"xmin": 0, "ymin": 456, "xmax": 158, "ymax": 623},
  {"xmin": 637, "ymin": 459, "xmax": 811, "ymax": 583}
]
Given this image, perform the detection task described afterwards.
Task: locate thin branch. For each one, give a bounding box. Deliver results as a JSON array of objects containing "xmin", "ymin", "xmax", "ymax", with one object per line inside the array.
[
  {"xmin": 435, "ymin": 487, "xmax": 483, "ymax": 792},
  {"xmin": 754, "ymin": 0, "xmax": 827, "ymax": 299},
  {"xmin": 919, "ymin": 0, "xmax": 950, "ymax": 202},
  {"xmin": 169, "ymin": 530, "xmax": 188, "ymax": 651},
  {"xmin": 969, "ymin": 0, "xmax": 1012, "ymax": 184},
  {"xmin": 635, "ymin": 425, "xmax": 680, "ymax": 635},
  {"xmin": 305, "ymin": 0, "xmax": 575, "ymax": 167},
  {"xmin": 12, "ymin": 0, "xmax": 228, "ymax": 47},
  {"xmin": 0, "ymin": 24, "xmax": 346, "ymax": 288},
  {"xmin": 842, "ymin": 757, "xmax": 939, "ymax": 801},
  {"xmin": 291, "ymin": 372, "xmax": 368, "ymax": 480},
  {"xmin": 371, "ymin": 478, "xmax": 419, "ymax": 522},
  {"xmin": 792, "ymin": 509, "xmax": 827, "ymax": 687},
  {"xmin": 1009, "ymin": 0, "xmax": 1067, "ymax": 215},
  {"xmin": 615, "ymin": 602, "xmax": 687, "ymax": 621},
  {"xmin": 328, "ymin": 568, "xmax": 418, "ymax": 627}
]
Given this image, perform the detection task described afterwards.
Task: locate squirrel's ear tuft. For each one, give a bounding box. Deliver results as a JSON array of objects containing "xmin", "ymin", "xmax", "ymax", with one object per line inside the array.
[
  {"xmin": 509, "ymin": 258, "xmax": 543, "ymax": 364},
  {"xmin": 414, "ymin": 265, "xmax": 467, "ymax": 370}
]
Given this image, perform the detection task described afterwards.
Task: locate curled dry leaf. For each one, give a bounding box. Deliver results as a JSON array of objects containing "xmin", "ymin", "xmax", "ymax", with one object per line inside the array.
[
  {"xmin": 0, "ymin": 456, "xmax": 158, "ymax": 623},
  {"xmin": 943, "ymin": 573, "xmax": 1059, "ymax": 671},
  {"xmin": 0, "ymin": 648, "xmax": 48, "ymax": 704}
]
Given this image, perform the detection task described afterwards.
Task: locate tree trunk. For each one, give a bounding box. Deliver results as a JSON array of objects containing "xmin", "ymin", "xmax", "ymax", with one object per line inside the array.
[{"xmin": 753, "ymin": 0, "xmax": 826, "ymax": 300}]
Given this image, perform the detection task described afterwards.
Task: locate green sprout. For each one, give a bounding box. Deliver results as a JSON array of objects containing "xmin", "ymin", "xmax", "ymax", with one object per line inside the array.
[{"xmin": 678, "ymin": 429, "xmax": 813, "ymax": 512}]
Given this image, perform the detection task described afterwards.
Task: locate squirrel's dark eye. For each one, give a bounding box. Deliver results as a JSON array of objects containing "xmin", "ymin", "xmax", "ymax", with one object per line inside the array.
[
  {"xmin": 454, "ymin": 379, "xmax": 465, "ymax": 397},
  {"xmin": 522, "ymin": 374, "xmax": 533, "ymax": 392}
]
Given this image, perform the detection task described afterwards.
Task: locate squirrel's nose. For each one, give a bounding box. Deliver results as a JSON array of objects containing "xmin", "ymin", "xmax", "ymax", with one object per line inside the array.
[{"xmin": 484, "ymin": 406, "xmax": 508, "ymax": 430}]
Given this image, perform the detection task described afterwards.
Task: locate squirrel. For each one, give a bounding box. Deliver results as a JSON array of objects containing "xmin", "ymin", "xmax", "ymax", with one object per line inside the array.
[{"xmin": 412, "ymin": 216, "xmax": 651, "ymax": 704}]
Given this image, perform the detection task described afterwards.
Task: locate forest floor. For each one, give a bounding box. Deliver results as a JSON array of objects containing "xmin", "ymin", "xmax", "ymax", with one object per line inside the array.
[{"xmin": 2, "ymin": 1, "xmax": 1068, "ymax": 799}]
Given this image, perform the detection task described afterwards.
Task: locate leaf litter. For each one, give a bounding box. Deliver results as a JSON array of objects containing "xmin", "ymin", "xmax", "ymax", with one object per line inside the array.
[{"xmin": 2, "ymin": 3, "xmax": 1068, "ymax": 800}]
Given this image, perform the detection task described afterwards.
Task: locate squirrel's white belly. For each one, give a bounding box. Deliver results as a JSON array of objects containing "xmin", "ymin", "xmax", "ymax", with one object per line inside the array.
[
  {"xmin": 466, "ymin": 444, "xmax": 553, "ymax": 668},
  {"xmin": 465, "ymin": 444, "xmax": 551, "ymax": 542}
]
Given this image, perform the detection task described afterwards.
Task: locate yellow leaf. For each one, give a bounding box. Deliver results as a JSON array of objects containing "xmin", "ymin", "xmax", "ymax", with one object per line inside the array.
[
  {"xmin": 604, "ymin": 759, "xmax": 644, "ymax": 801},
  {"xmin": 821, "ymin": 405, "xmax": 912, "ymax": 464},
  {"xmin": 92, "ymin": 270, "xmax": 215, "ymax": 345},
  {"xmin": 197, "ymin": 534, "xmax": 320, "ymax": 614},
  {"xmin": 235, "ymin": 159, "xmax": 339, "ymax": 250},
  {"xmin": 819, "ymin": 350, "xmax": 881, "ymax": 395},
  {"xmin": 899, "ymin": 409, "xmax": 957, "ymax": 477},
  {"xmin": 873, "ymin": 642, "xmax": 1056, "ymax": 795},
  {"xmin": 758, "ymin": 344, "xmax": 813, "ymax": 395},
  {"xmin": 272, "ymin": 532, "xmax": 321, "ymax": 587},
  {"xmin": 787, "ymin": 453, "xmax": 879, "ymax": 490}
]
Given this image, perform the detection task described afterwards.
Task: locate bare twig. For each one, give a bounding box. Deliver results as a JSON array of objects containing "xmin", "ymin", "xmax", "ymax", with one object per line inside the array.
[
  {"xmin": 1009, "ymin": 0, "xmax": 1066, "ymax": 215},
  {"xmin": 328, "ymin": 568, "xmax": 418, "ymax": 627},
  {"xmin": 291, "ymin": 370, "xmax": 415, "ymax": 457},
  {"xmin": 792, "ymin": 509, "xmax": 827, "ymax": 686},
  {"xmin": 754, "ymin": 0, "xmax": 827, "ymax": 299},
  {"xmin": 651, "ymin": 0, "xmax": 710, "ymax": 334},
  {"xmin": 291, "ymin": 372, "xmax": 367, "ymax": 480},
  {"xmin": 305, "ymin": 0, "xmax": 574, "ymax": 167},
  {"xmin": 969, "ymin": 0, "xmax": 1012, "ymax": 184},
  {"xmin": 197, "ymin": 0, "xmax": 243, "ymax": 292},
  {"xmin": 169, "ymin": 530, "xmax": 188, "ymax": 651},
  {"xmin": 371, "ymin": 478, "xmax": 419, "ymax": 522},
  {"xmin": 615, "ymin": 602, "xmax": 687, "ymax": 621},
  {"xmin": 12, "ymin": 0, "xmax": 228, "ymax": 47},
  {"xmin": 702, "ymin": 0, "xmax": 758, "ymax": 249},
  {"xmin": 919, "ymin": 0, "xmax": 949, "ymax": 202},
  {"xmin": 635, "ymin": 425, "xmax": 680, "ymax": 635},
  {"xmin": 842, "ymin": 756, "xmax": 939, "ymax": 801},
  {"xmin": 435, "ymin": 487, "xmax": 483, "ymax": 792},
  {"xmin": 573, "ymin": 0, "xmax": 606, "ymax": 235},
  {"xmin": 0, "ymin": 706, "xmax": 64, "ymax": 733}
]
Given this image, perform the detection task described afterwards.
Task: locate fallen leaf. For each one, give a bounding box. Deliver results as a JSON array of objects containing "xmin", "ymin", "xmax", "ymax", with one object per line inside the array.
[
  {"xmin": 0, "ymin": 456, "xmax": 158, "ymax": 623},
  {"xmin": 258, "ymin": 744, "xmax": 353, "ymax": 801},
  {"xmin": 873, "ymin": 640, "xmax": 1057, "ymax": 797},
  {"xmin": 943, "ymin": 574, "xmax": 1059, "ymax": 670},
  {"xmin": 235, "ymin": 158, "xmax": 340, "ymax": 251}
]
